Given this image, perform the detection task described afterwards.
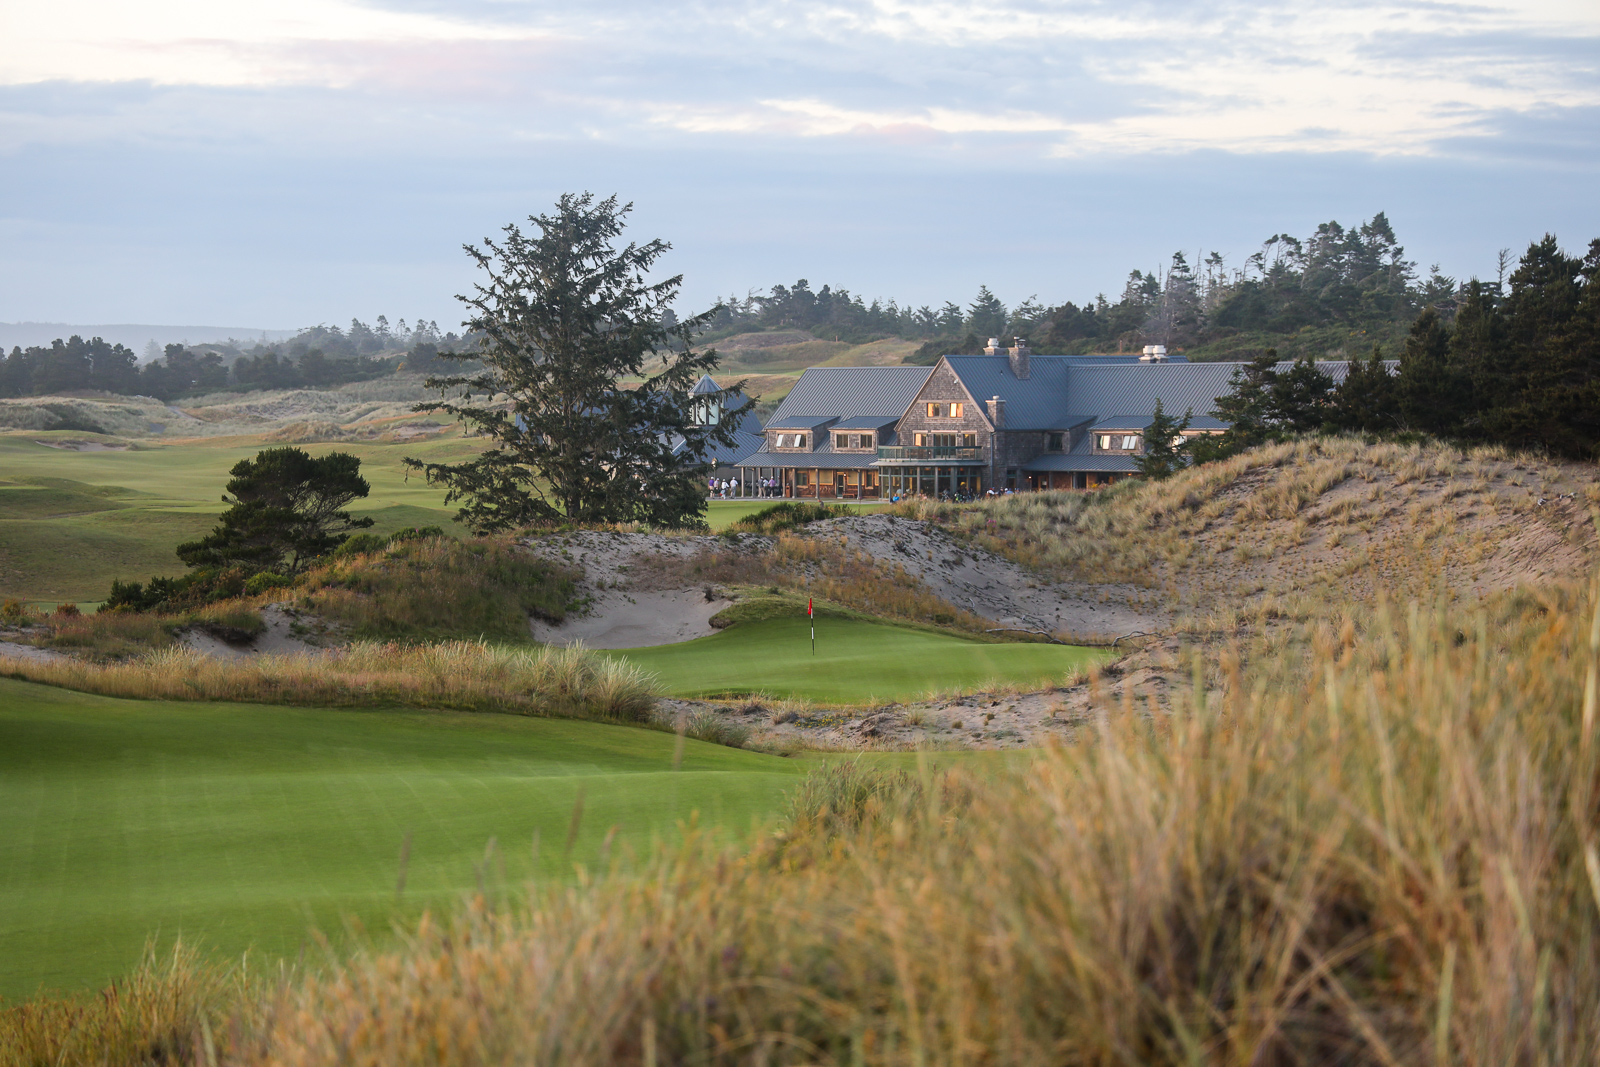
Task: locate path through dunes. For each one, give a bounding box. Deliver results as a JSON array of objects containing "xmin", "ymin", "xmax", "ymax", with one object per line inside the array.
[{"xmin": 0, "ymin": 678, "xmax": 804, "ymax": 996}]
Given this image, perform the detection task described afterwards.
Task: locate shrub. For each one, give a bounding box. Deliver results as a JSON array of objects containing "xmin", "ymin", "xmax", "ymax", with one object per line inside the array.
[
  {"xmin": 1, "ymin": 598, "xmax": 31, "ymax": 624},
  {"xmin": 727, "ymin": 501, "xmax": 849, "ymax": 535},
  {"xmin": 52, "ymin": 602, "xmax": 80, "ymax": 618},
  {"xmin": 243, "ymin": 572, "xmax": 293, "ymax": 596}
]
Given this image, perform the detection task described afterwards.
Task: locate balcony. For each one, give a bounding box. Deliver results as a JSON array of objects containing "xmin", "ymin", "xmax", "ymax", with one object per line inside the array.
[{"xmin": 875, "ymin": 446, "xmax": 984, "ymax": 463}]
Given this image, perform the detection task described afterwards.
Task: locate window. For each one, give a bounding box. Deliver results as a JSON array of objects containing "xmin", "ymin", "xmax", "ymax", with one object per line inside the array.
[
  {"xmin": 835, "ymin": 433, "xmax": 848, "ymax": 449},
  {"xmin": 797, "ymin": 471, "xmax": 810, "ymax": 486},
  {"xmin": 926, "ymin": 403, "xmax": 944, "ymax": 417},
  {"xmin": 857, "ymin": 434, "xmax": 873, "ymax": 449},
  {"xmin": 915, "ymin": 433, "xmax": 927, "ymax": 446},
  {"xmin": 962, "ymin": 433, "xmax": 976, "ymax": 448},
  {"xmin": 774, "ymin": 433, "xmax": 807, "ymax": 449},
  {"xmin": 1096, "ymin": 434, "xmax": 1111, "ymax": 450},
  {"xmin": 1121, "ymin": 435, "xmax": 1140, "ymax": 450},
  {"xmin": 1047, "ymin": 432, "xmax": 1064, "ymax": 452},
  {"xmin": 926, "ymin": 402, "xmax": 964, "ymax": 418},
  {"xmin": 931, "ymin": 433, "xmax": 958, "ymax": 447},
  {"xmin": 951, "ymin": 402, "xmax": 964, "ymax": 418}
]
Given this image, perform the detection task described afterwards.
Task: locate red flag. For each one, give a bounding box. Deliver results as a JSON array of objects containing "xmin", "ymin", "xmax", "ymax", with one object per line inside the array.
[{"xmin": 808, "ymin": 597, "xmax": 813, "ymax": 617}]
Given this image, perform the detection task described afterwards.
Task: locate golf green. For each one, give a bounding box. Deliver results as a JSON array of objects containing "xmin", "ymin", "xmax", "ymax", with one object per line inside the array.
[
  {"xmin": 0, "ymin": 677, "xmax": 805, "ymax": 997},
  {"xmin": 612, "ymin": 617, "xmax": 1105, "ymax": 703}
]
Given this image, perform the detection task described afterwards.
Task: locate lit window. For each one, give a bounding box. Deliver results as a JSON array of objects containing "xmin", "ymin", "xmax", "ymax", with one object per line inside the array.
[
  {"xmin": 962, "ymin": 433, "xmax": 977, "ymax": 448},
  {"xmin": 1097, "ymin": 435, "xmax": 1111, "ymax": 450},
  {"xmin": 927, "ymin": 403, "xmax": 943, "ymax": 417},
  {"xmin": 950, "ymin": 402, "xmax": 964, "ymax": 418},
  {"xmin": 1121, "ymin": 435, "xmax": 1140, "ymax": 450},
  {"xmin": 915, "ymin": 433, "xmax": 927, "ymax": 446}
]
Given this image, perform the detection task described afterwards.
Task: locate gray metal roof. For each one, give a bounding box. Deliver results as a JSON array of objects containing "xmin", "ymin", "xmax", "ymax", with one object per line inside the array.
[
  {"xmin": 691, "ymin": 374, "xmax": 723, "ymax": 396},
  {"xmin": 1089, "ymin": 414, "xmax": 1229, "ymax": 430},
  {"xmin": 767, "ymin": 366, "xmax": 934, "ymax": 423},
  {"xmin": 765, "ymin": 414, "xmax": 837, "ymax": 430},
  {"xmin": 833, "ymin": 415, "xmax": 902, "ymax": 429},
  {"xmin": 942, "ymin": 355, "xmax": 1078, "ymax": 430}
]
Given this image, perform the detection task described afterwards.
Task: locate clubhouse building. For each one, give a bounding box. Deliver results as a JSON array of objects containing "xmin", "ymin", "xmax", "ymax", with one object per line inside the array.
[{"xmin": 717, "ymin": 339, "xmax": 1364, "ymax": 499}]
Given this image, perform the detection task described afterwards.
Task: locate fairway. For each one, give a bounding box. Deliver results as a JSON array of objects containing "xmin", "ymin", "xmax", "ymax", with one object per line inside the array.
[
  {"xmin": 0, "ymin": 677, "xmax": 805, "ymax": 997},
  {"xmin": 613, "ymin": 617, "xmax": 1106, "ymax": 703}
]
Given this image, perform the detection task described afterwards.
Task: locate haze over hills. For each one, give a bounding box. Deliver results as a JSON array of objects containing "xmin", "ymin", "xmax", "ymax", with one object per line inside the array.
[{"xmin": 0, "ymin": 322, "xmax": 297, "ymax": 352}]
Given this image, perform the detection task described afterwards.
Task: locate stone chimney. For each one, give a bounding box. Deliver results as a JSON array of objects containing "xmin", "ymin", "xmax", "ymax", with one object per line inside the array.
[
  {"xmin": 986, "ymin": 395, "xmax": 1005, "ymax": 429},
  {"xmin": 1008, "ymin": 337, "xmax": 1030, "ymax": 379},
  {"xmin": 984, "ymin": 337, "xmax": 1004, "ymax": 356}
]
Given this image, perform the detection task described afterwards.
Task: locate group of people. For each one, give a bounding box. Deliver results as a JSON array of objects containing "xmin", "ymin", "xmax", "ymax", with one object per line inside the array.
[{"xmin": 707, "ymin": 475, "xmax": 789, "ymax": 499}]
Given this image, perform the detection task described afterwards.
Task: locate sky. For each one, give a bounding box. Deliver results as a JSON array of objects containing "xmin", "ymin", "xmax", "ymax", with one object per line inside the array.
[{"xmin": 1, "ymin": 0, "xmax": 1597, "ymax": 331}]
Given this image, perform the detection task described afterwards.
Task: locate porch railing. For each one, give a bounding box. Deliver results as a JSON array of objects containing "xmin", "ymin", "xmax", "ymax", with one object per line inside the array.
[{"xmin": 875, "ymin": 446, "xmax": 984, "ymax": 462}]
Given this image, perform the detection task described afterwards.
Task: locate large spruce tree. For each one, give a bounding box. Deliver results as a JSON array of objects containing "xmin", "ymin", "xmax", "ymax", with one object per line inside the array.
[{"xmin": 406, "ymin": 194, "xmax": 750, "ymax": 532}]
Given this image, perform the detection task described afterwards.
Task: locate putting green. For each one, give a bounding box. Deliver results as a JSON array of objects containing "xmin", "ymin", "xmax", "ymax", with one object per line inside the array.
[
  {"xmin": 0, "ymin": 677, "xmax": 805, "ymax": 997},
  {"xmin": 613, "ymin": 617, "xmax": 1105, "ymax": 703}
]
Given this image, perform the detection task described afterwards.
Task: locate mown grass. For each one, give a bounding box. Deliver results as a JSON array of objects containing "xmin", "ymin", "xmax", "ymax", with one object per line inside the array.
[
  {"xmin": 614, "ymin": 616, "xmax": 1107, "ymax": 703},
  {"xmin": 0, "ymin": 677, "xmax": 803, "ymax": 998},
  {"xmin": 8, "ymin": 578, "xmax": 1599, "ymax": 1064},
  {"xmin": 0, "ymin": 433, "xmax": 467, "ymax": 605}
]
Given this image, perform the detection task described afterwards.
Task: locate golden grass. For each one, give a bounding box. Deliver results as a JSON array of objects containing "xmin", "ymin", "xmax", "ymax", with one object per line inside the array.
[
  {"xmin": 9, "ymin": 576, "xmax": 1600, "ymax": 1065},
  {"xmin": 0, "ymin": 640, "xmax": 659, "ymax": 723}
]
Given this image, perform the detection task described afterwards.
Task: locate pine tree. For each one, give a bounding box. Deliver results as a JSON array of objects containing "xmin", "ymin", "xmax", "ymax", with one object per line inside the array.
[
  {"xmin": 1327, "ymin": 345, "xmax": 1398, "ymax": 432},
  {"xmin": 1133, "ymin": 398, "xmax": 1193, "ymax": 480},
  {"xmin": 405, "ymin": 193, "xmax": 750, "ymax": 531}
]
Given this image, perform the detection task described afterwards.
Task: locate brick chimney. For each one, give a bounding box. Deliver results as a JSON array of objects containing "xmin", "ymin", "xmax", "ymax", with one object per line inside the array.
[
  {"xmin": 986, "ymin": 395, "xmax": 1005, "ymax": 429},
  {"xmin": 1008, "ymin": 337, "xmax": 1030, "ymax": 379}
]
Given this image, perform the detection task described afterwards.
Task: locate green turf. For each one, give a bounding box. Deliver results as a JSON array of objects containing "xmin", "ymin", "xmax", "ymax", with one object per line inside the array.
[
  {"xmin": 0, "ymin": 434, "xmax": 471, "ymax": 604},
  {"xmin": 702, "ymin": 498, "xmax": 888, "ymax": 530},
  {"xmin": 0, "ymin": 433, "xmax": 886, "ymax": 604},
  {"xmin": 0, "ymin": 677, "xmax": 806, "ymax": 997},
  {"xmin": 612, "ymin": 617, "xmax": 1106, "ymax": 703}
]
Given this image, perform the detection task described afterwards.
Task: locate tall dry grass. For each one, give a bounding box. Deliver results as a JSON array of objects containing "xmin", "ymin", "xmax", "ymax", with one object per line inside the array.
[
  {"xmin": 13, "ymin": 578, "xmax": 1594, "ymax": 1065},
  {"xmin": 0, "ymin": 640, "xmax": 658, "ymax": 722}
]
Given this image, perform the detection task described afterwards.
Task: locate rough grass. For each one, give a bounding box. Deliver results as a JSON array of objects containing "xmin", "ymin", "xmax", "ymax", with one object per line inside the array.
[
  {"xmin": 895, "ymin": 435, "xmax": 1600, "ymax": 619},
  {"xmin": 295, "ymin": 536, "xmax": 578, "ymax": 642},
  {"xmin": 8, "ymin": 577, "xmax": 1599, "ymax": 1064},
  {"xmin": 0, "ymin": 640, "xmax": 658, "ymax": 722}
]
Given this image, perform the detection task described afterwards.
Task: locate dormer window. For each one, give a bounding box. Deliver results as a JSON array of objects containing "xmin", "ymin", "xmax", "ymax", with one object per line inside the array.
[
  {"xmin": 834, "ymin": 433, "xmax": 848, "ymax": 449},
  {"xmin": 773, "ymin": 432, "xmax": 808, "ymax": 449},
  {"xmin": 1047, "ymin": 432, "xmax": 1064, "ymax": 452},
  {"xmin": 1096, "ymin": 433, "xmax": 1141, "ymax": 451}
]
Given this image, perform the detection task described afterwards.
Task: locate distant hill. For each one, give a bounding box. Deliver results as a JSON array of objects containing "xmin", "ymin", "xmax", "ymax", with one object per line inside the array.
[{"xmin": 0, "ymin": 322, "xmax": 297, "ymax": 352}]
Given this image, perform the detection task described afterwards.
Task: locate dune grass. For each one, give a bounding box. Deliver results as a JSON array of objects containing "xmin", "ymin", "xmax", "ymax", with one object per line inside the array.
[
  {"xmin": 0, "ymin": 677, "xmax": 805, "ymax": 999},
  {"xmin": 10, "ymin": 579, "xmax": 1597, "ymax": 1064},
  {"xmin": 0, "ymin": 639, "xmax": 658, "ymax": 721},
  {"xmin": 612, "ymin": 616, "xmax": 1107, "ymax": 702}
]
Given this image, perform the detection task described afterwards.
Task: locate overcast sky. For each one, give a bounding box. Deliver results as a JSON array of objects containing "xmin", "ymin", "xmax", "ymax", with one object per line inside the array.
[{"xmin": 1, "ymin": 0, "xmax": 1597, "ymax": 330}]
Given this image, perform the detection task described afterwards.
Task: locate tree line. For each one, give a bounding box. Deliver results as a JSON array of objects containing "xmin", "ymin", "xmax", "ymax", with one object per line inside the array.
[
  {"xmin": 1135, "ymin": 234, "xmax": 1600, "ymax": 465},
  {"xmin": 707, "ymin": 213, "xmax": 1466, "ymax": 364},
  {"xmin": 0, "ymin": 317, "xmax": 469, "ymax": 402}
]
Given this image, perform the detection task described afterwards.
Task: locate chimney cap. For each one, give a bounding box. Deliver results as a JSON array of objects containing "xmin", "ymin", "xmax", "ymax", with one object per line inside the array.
[{"xmin": 987, "ymin": 338, "xmax": 1000, "ymax": 348}]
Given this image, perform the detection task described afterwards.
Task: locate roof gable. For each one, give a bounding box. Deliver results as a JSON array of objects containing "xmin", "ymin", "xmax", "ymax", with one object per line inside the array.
[{"xmin": 766, "ymin": 365, "xmax": 934, "ymax": 423}]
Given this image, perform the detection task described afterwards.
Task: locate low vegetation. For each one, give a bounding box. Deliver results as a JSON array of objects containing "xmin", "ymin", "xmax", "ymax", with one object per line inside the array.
[
  {"xmin": 297, "ymin": 533, "xmax": 578, "ymax": 642},
  {"xmin": 6, "ymin": 577, "xmax": 1597, "ymax": 1064},
  {"xmin": 0, "ymin": 640, "xmax": 657, "ymax": 722},
  {"xmin": 896, "ymin": 435, "xmax": 1599, "ymax": 620},
  {"xmin": 724, "ymin": 500, "xmax": 850, "ymax": 534}
]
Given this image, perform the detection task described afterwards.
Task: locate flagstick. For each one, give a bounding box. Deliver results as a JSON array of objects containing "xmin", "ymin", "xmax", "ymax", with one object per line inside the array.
[{"xmin": 809, "ymin": 595, "xmax": 815, "ymax": 656}]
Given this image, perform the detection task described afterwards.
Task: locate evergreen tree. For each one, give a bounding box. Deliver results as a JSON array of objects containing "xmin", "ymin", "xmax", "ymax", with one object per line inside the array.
[
  {"xmin": 1327, "ymin": 345, "xmax": 1398, "ymax": 432},
  {"xmin": 405, "ymin": 193, "xmax": 750, "ymax": 531},
  {"xmin": 967, "ymin": 286, "xmax": 1008, "ymax": 338},
  {"xmin": 1396, "ymin": 308, "xmax": 1465, "ymax": 436},
  {"xmin": 176, "ymin": 448, "xmax": 374, "ymax": 575},
  {"xmin": 1269, "ymin": 356, "xmax": 1335, "ymax": 433},
  {"xmin": 1133, "ymin": 398, "xmax": 1193, "ymax": 480}
]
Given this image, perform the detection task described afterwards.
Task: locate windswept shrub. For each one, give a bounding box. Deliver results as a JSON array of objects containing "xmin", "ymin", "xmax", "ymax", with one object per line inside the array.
[{"xmin": 727, "ymin": 501, "xmax": 849, "ymax": 535}]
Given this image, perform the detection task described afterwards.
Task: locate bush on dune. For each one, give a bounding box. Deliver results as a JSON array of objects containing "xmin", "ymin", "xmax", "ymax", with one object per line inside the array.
[
  {"xmin": 10, "ymin": 580, "xmax": 1599, "ymax": 1065},
  {"xmin": 298, "ymin": 535, "xmax": 577, "ymax": 642}
]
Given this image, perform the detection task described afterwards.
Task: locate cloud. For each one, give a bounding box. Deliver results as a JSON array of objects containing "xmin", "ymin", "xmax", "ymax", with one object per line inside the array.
[{"xmin": 3, "ymin": 0, "xmax": 1596, "ymax": 159}]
